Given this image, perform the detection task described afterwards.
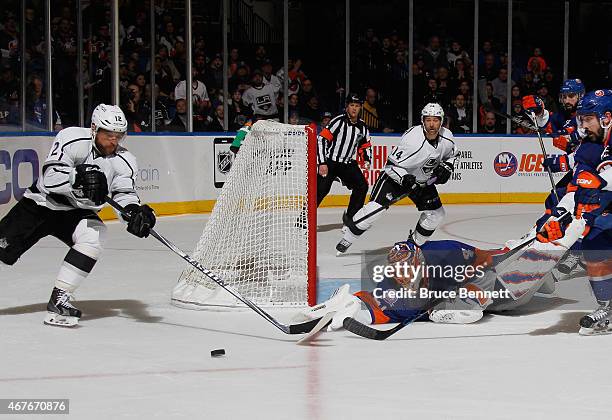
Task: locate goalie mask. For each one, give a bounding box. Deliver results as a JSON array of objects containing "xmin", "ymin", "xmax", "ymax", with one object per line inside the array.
[{"xmin": 387, "ymin": 241, "xmax": 425, "ymax": 291}]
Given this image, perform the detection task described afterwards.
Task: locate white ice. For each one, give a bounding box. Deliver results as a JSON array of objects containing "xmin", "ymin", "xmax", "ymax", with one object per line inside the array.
[{"xmin": 1, "ymin": 205, "xmax": 610, "ymax": 419}]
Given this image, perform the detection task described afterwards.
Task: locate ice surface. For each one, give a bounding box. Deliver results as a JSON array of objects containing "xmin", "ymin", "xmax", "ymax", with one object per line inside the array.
[{"xmin": 1, "ymin": 205, "xmax": 610, "ymax": 419}]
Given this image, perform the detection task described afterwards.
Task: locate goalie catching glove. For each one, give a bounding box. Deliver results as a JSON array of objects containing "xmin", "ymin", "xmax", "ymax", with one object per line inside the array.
[
  {"xmin": 71, "ymin": 164, "xmax": 108, "ymax": 206},
  {"xmin": 124, "ymin": 204, "xmax": 156, "ymax": 238}
]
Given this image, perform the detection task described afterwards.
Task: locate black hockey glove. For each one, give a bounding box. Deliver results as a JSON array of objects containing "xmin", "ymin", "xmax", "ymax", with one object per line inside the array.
[
  {"xmin": 72, "ymin": 164, "xmax": 108, "ymax": 205},
  {"xmin": 432, "ymin": 161, "xmax": 453, "ymax": 184},
  {"xmin": 124, "ymin": 204, "xmax": 156, "ymax": 238},
  {"xmin": 401, "ymin": 173, "xmax": 417, "ymax": 190}
]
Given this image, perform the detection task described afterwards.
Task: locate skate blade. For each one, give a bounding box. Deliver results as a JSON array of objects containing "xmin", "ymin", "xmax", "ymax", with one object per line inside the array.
[
  {"xmin": 44, "ymin": 312, "xmax": 79, "ymax": 328},
  {"xmin": 579, "ymin": 326, "xmax": 612, "ymax": 336}
]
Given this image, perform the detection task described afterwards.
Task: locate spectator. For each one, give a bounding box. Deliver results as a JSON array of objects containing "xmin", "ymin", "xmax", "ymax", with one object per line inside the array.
[
  {"xmin": 451, "ymin": 58, "xmax": 469, "ymax": 84},
  {"xmin": 537, "ymin": 83, "xmax": 557, "ymax": 114},
  {"xmin": 527, "ymin": 47, "xmax": 547, "ymax": 73},
  {"xmin": 205, "ymin": 53, "xmax": 224, "ymax": 91},
  {"xmin": 481, "ymin": 82, "xmax": 502, "ymax": 111},
  {"xmin": 423, "ymin": 35, "xmax": 446, "ymax": 71},
  {"xmin": 480, "ymin": 111, "xmax": 502, "ymax": 134},
  {"xmin": 156, "ymin": 45, "xmax": 181, "ymax": 83},
  {"xmin": 458, "ymin": 80, "xmax": 473, "ymax": 110},
  {"xmin": 299, "ymin": 77, "xmax": 317, "ymax": 109},
  {"xmin": 193, "ymin": 52, "xmax": 208, "ymax": 83},
  {"xmin": 320, "ymin": 111, "xmax": 332, "ymax": 130},
  {"xmin": 491, "ymin": 68, "xmax": 515, "ymax": 108},
  {"xmin": 288, "ymin": 111, "xmax": 300, "ymax": 125},
  {"xmin": 261, "ymin": 58, "xmax": 281, "ymax": 93},
  {"xmin": 153, "ymin": 54, "xmax": 176, "ymax": 99},
  {"xmin": 435, "ymin": 66, "xmax": 453, "ymax": 105},
  {"xmin": 301, "ymin": 96, "xmax": 321, "ymax": 123},
  {"xmin": 422, "ymin": 78, "xmax": 446, "ymax": 110},
  {"xmin": 158, "ymin": 20, "xmax": 184, "ymax": 57},
  {"xmin": 174, "ymin": 68, "xmax": 211, "ymax": 117},
  {"xmin": 0, "ymin": 16, "xmax": 19, "ymax": 61},
  {"xmin": 481, "ymin": 53, "xmax": 498, "ymax": 81},
  {"xmin": 253, "ymin": 44, "xmax": 268, "ymax": 70},
  {"xmin": 361, "ymin": 87, "xmax": 392, "ymax": 133},
  {"xmin": 287, "ymin": 93, "xmax": 300, "ymax": 115},
  {"xmin": 123, "ymin": 83, "xmax": 150, "ymax": 132},
  {"xmin": 242, "ymin": 70, "xmax": 280, "ymax": 120},
  {"xmin": 510, "ymin": 99, "xmax": 531, "ymax": 134},
  {"xmin": 166, "ymin": 99, "xmax": 187, "ymax": 131},
  {"xmin": 447, "ymin": 40, "xmax": 470, "ymax": 67},
  {"xmin": 448, "ymin": 93, "xmax": 472, "ymax": 134},
  {"xmin": 228, "ymin": 88, "xmax": 251, "ymax": 130},
  {"xmin": 229, "ymin": 64, "xmax": 252, "ymax": 93},
  {"xmin": 205, "ymin": 103, "xmax": 225, "ymax": 131},
  {"xmin": 145, "ymin": 83, "xmax": 170, "ymax": 131},
  {"xmin": 133, "ymin": 72, "xmax": 147, "ymax": 96}
]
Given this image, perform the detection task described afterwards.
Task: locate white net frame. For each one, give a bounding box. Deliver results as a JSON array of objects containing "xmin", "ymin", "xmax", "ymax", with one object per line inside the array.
[{"xmin": 172, "ymin": 120, "xmax": 316, "ymax": 309}]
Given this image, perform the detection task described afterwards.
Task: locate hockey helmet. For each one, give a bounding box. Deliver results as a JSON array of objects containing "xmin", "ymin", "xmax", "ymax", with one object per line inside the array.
[
  {"xmin": 91, "ymin": 104, "xmax": 128, "ymax": 144},
  {"xmin": 421, "ymin": 102, "xmax": 444, "ymax": 122},
  {"xmin": 387, "ymin": 240, "xmax": 425, "ymax": 289}
]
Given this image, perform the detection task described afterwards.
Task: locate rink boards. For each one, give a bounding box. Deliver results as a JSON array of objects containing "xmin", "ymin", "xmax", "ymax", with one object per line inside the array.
[{"xmin": 0, "ymin": 132, "xmax": 565, "ymax": 219}]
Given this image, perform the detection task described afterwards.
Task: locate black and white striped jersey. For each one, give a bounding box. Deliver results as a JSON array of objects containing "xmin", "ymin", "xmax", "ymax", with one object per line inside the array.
[
  {"xmin": 24, "ymin": 126, "xmax": 141, "ymax": 212},
  {"xmin": 317, "ymin": 113, "xmax": 372, "ymax": 165},
  {"xmin": 385, "ymin": 125, "xmax": 459, "ymax": 185}
]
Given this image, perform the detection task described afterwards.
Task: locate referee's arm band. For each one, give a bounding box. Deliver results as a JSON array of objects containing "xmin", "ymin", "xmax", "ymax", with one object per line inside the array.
[{"xmin": 320, "ymin": 128, "xmax": 334, "ymax": 141}]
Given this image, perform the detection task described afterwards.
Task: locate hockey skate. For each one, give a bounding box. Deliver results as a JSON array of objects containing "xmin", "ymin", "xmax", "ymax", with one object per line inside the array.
[
  {"xmin": 44, "ymin": 287, "xmax": 82, "ymax": 328},
  {"xmin": 335, "ymin": 238, "xmax": 353, "ymax": 255},
  {"xmin": 579, "ymin": 301, "xmax": 612, "ymax": 336}
]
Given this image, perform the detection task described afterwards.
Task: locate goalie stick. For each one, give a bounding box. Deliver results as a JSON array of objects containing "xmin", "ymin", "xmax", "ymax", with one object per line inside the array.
[
  {"xmin": 105, "ymin": 196, "xmax": 321, "ymax": 336},
  {"xmin": 342, "ymin": 235, "xmax": 537, "ymax": 340}
]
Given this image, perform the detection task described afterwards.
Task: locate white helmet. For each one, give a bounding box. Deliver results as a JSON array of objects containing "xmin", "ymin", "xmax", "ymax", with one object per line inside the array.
[
  {"xmin": 91, "ymin": 104, "xmax": 128, "ymax": 142},
  {"xmin": 421, "ymin": 102, "xmax": 444, "ymax": 122}
]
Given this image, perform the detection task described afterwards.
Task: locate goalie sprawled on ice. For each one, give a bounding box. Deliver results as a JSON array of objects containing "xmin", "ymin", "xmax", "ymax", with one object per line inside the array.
[{"xmin": 297, "ymin": 218, "xmax": 587, "ymax": 330}]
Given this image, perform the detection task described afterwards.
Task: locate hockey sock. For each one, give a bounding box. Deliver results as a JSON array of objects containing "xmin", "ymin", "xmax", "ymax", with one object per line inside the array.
[{"xmin": 413, "ymin": 208, "xmax": 445, "ymax": 245}]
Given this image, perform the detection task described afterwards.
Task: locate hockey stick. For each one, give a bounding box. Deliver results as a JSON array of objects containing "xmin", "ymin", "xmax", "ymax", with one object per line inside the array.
[
  {"xmin": 528, "ymin": 110, "xmax": 559, "ymax": 203},
  {"xmin": 105, "ymin": 197, "xmax": 321, "ymax": 335},
  {"xmin": 352, "ymin": 176, "xmax": 438, "ymax": 226},
  {"xmin": 482, "ymin": 103, "xmax": 546, "ymax": 135},
  {"xmin": 343, "ymin": 299, "xmax": 443, "ymax": 340}
]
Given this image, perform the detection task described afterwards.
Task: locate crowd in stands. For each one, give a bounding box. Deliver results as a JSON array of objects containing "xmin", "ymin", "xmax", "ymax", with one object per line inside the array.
[{"xmin": 0, "ymin": 1, "xmax": 603, "ymax": 135}]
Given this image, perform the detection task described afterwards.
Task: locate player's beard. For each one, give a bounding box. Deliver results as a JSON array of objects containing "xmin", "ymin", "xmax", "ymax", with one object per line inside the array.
[{"xmin": 584, "ymin": 127, "xmax": 604, "ymax": 143}]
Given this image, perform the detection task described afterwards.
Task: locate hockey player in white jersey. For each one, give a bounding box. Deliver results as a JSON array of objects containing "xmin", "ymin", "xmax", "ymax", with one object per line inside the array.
[
  {"xmin": 336, "ymin": 103, "xmax": 458, "ymax": 254},
  {"xmin": 0, "ymin": 104, "xmax": 156, "ymax": 327}
]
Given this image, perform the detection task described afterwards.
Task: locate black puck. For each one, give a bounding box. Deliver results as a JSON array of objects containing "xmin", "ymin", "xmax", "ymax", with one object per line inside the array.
[{"xmin": 211, "ymin": 349, "xmax": 226, "ymax": 357}]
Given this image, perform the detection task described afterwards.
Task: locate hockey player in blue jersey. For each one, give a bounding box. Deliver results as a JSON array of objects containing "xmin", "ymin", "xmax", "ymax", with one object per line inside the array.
[
  {"xmin": 295, "ymin": 230, "xmax": 575, "ymax": 328},
  {"xmin": 537, "ymin": 89, "xmax": 612, "ymax": 335}
]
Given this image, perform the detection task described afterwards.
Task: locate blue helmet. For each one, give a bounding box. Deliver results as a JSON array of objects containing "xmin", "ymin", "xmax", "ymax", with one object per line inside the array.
[
  {"xmin": 560, "ymin": 79, "xmax": 585, "ymax": 96},
  {"xmin": 576, "ymin": 89, "xmax": 612, "ymax": 120}
]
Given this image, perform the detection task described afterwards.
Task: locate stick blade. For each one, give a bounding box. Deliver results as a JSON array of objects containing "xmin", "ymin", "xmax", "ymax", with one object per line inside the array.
[
  {"xmin": 296, "ymin": 312, "xmax": 335, "ymax": 344},
  {"xmin": 343, "ymin": 317, "xmax": 394, "ymax": 340},
  {"xmin": 288, "ymin": 317, "xmax": 326, "ymax": 334}
]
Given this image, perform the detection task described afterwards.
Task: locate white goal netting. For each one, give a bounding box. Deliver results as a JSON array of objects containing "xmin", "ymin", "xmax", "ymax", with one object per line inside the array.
[{"xmin": 171, "ymin": 120, "xmax": 316, "ymax": 309}]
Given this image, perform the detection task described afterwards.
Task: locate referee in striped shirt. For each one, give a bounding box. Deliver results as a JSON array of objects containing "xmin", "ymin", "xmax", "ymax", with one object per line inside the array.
[{"xmin": 317, "ymin": 93, "xmax": 372, "ymax": 218}]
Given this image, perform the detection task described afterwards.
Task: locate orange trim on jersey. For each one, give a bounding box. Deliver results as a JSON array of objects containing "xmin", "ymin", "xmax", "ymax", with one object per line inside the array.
[
  {"xmin": 586, "ymin": 259, "xmax": 612, "ymax": 279},
  {"xmin": 320, "ymin": 128, "xmax": 334, "ymax": 141},
  {"xmin": 566, "ymin": 183, "xmax": 578, "ymax": 192},
  {"xmin": 355, "ymin": 291, "xmax": 391, "ymax": 324},
  {"xmin": 576, "ymin": 171, "xmax": 603, "ymax": 189}
]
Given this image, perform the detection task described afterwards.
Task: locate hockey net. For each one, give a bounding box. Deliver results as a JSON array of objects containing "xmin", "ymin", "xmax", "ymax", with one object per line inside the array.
[{"xmin": 171, "ymin": 120, "xmax": 317, "ymax": 309}]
